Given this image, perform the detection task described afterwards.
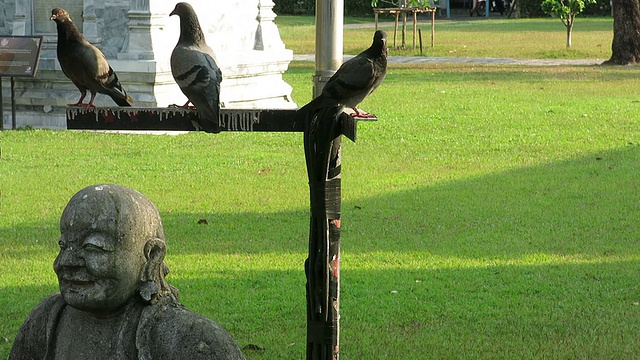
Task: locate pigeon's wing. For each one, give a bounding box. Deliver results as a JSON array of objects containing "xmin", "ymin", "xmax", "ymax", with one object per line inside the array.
[
  {"xmin": 199, "ymin": 46, "xmax": 222, "ymax": 115},
  {"xmin": 300, "ymin": 31, "xmax": 387, "ymax": 116},
  {"xmin": 322, "ymin": 55, "xmax": 377, "ymax": 107},
  {"xmin": 70, "ymin": 42, "xmax": 132, "ymax": 106},
  {"xmin": 57, "ymin": 41, "xmax": 97, "ymax": 92},
  {"xmin": 171, "ymin": 44, "xmax": 221, "ymax": 123},
  {"xmin": 93, "ymin": 51, "xmax": 132, "ymax": 106}
]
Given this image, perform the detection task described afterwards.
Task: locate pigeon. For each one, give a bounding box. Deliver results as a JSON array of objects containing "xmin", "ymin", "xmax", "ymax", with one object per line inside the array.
[
  {"xmin": 50, "ymin": 8, "xmax": 133, "ymax": 110},
  {"xmin": 303, "ymin": 30, "xmax": 388, "ymax": 118},
  {"xmin": 170, "ymin": 2, "xmax": 222, "ymax": 133}
]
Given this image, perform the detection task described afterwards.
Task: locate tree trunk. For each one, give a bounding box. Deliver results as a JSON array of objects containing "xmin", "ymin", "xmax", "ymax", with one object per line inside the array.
[
  {"xmin": 566, "ymin": 21, "xmax": 573, "ymax": 48},
  {"xmin": 603, "ymin": 0, "xmax": 640, "ymax": 65}
]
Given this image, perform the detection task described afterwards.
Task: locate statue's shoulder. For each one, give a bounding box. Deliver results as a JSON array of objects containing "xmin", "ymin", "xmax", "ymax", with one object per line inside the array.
[
  {"xmin": 137, "ymin": 302, "xmax": 246, "ymax": 360},
  {"xmin": 9, "ymin": 293, "xmax": 66, "ymax": 360}
]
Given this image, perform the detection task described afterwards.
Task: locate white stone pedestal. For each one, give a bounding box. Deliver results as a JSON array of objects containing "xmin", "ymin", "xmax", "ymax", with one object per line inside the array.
[{"xmin": 1, "ymin": 0, "xmax": 295, "ymax": 129}]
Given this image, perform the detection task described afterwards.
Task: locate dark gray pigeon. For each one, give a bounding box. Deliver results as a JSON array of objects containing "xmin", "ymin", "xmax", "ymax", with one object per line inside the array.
[
  {"xmin": 303, "ymin": 30, "xmax": 388, "ymax": 118},
  {"xmin": 51, "ymin": 8, "xmax": 133, "ymax": 110},
  {"xmin": 170, "ymin": 2, "xmax": 222, "ymax": 133}
]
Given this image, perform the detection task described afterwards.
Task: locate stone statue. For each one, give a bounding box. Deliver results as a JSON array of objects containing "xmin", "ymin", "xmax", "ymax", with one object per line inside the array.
[{"xmin": 9, "ymin": 184, "xmax": 246, "ymax": 360}]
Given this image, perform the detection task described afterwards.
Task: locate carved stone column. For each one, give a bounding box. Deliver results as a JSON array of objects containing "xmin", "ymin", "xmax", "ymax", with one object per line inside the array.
[
  {"xmin": 118, "ymin": 0, "xmax": 167, "ymax": 60},
  {"xmin": 254, "ymin": 0, "xmax": 286, "ymax": 51},
  {"xmin": 82, "ymin": 0, "xmax": 102, "ymax": 46},
  {"xmin": 12, "ymin": 0, "xmax": 27, "ymax": 35}
]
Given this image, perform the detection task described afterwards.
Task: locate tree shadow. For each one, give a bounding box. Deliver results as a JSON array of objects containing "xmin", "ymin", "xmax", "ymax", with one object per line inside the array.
[
  {"xmin": 155, "ymin": 145, "xmax": 640, "ymax": 261},
  {"xmin": 2, "ymin": 146, "xmax": 639, "ymax": 359}
]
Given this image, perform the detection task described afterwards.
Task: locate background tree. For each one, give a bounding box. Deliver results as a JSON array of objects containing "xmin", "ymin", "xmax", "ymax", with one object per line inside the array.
[
  {"xmin": 541, "ymin": 0, "xmax": 596, "ymax": 48},
  {"xmin": 603, "ymin": 0, "xmax": 640, "ymax": 65}
]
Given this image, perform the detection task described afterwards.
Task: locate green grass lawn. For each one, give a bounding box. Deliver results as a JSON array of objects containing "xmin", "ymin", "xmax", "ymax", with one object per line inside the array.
[
  {"xmin": 276, "ymin": 15, "xmax": 614, "ymax": 59},
  {"xmin": 2, "ymin": 13, "xmax": 640, "ymax": 358},
  {"xmin": 2, "ymin": 60, "xmax": 640, "ymax": 358}
]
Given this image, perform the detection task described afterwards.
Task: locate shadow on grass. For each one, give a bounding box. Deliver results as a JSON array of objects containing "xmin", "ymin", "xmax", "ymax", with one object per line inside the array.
[
  {"xmin": 2, "ymin": 143, "xmax": 638, "ymax": 260},
  {"xmin": 3, "ymin": 259, "xmax": 638, "ymax": 359},
  {"xmin": 157, "ymin": 145, "xmax": 639, "ymax": 260},
  {"xmin": 7, "ymin": 145, "xmax": 635, "ymax": 260},
  {"xmin": 1, "ymin": 146, "xmax": 639, "ymax": 358}
]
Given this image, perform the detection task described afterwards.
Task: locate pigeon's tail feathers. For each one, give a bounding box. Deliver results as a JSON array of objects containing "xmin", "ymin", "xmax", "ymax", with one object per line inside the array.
[
  {"xmin": 188, "ymin": 94, "xmax": 220, "ymax": 133},
  {"xmin": 102, "ymin": 67, "xmax": 133, "ymax": 107},
  {"xmin": 299, "ymin": 93, "xmax": 341, "ymax": 114},
  {"xmin": 108, "ymin": 91, "xmax": 134, "ymax": 107},
  {"xmin": 197, "ymin": 101, "xmax": 221, "ymax": 133}
]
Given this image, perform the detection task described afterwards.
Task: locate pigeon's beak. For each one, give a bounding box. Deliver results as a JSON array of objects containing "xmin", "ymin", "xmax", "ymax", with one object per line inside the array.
[
  {"xmin": 169, "ymin": 10, "xmax": 176, "ymax": 17},
  {"xmin": 50, "ymin": 14, "xmax": 56, "ymax": 21}
]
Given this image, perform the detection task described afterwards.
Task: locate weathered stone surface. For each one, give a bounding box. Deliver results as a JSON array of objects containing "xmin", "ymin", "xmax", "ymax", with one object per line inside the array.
[{"xmin": 9, "ymin": 184, "xmax": 246, "ymax": 360}]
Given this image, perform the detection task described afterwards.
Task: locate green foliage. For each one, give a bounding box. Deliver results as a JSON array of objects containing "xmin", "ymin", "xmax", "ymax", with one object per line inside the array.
[
  {"xmin": 273, "ymin": 0, "xmax": 314, "ymax": 15},
  {"xmin": 540, "ymin": 0, "xmax": 597, "ymax": 47},
  {"xmin": 273, "ymin": 0, "xmax": 611, "ymax": 17},
  {"xmin": 517, "ymin": 0, "xmax": 548, "ymax": 17},
  {"xmin": 273, "ymin": 0, "xmax": 375, "ymax": 16},
  {"xmin": 541, "ymin": 0, "xmax": 595, "ymax": 25},
  {"xmin": 582, "ymin": 0, "xmax": 612, "ymax": 15},
  {"xmin": 370, "ymin": 0, "xmax": 430, "ymax": 8}
]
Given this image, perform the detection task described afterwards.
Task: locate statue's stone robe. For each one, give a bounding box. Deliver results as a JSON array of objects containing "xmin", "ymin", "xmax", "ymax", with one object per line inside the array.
[{"xmin": 9, "ymin": 294, "xmax": 245, "ymax": 360}]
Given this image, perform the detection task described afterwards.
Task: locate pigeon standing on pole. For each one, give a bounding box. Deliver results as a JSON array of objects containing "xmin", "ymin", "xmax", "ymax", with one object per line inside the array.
[
  {"xmin": 170, "ymin": 2, "xmax": 222, "ymax": 133},
  {"xmin": 50, "ymin": 8, "xmax": 133, "ymax": 110},
  {"xmin": 302, "ymin": 30, "xmax": 388, "ymax": 118}
]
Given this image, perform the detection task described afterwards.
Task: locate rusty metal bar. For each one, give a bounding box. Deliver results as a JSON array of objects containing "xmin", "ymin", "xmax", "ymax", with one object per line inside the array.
[
  {"xmin": 66, "ymin": 104, "xmax": 375, "ymax": 360},
  {"xmin": 303, "ymin": 106, "xmax": 344, "ymax": 360},
  {"xmin": 65, "ymin": 107, "xmax": 370, "ymax": 141},
  {"xmin": 66, "ymin": 107, "xmax": 303, "ymax": 132}
]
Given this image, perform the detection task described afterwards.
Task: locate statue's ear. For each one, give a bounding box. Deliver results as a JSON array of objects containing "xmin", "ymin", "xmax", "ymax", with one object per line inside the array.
[{"xmin": 139, "ymin": 238, "xmax": 167, "ymax": 302}]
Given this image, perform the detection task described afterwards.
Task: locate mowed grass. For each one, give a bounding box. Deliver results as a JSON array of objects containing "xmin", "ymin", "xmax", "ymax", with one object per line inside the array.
[
  {"xmin": 2, "ymin": 60, "xmax": 640, "ymax": 359},
  {"xmin": 276, "ymin": 15, "xmax": 614, "ymax": 59},
  {"xmin": 2, "ymin": 12, "xmax": 640, "ymax": 358}
]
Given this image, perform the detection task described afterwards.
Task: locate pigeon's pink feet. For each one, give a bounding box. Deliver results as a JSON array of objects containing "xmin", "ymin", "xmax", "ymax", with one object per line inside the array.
[
  {"xmin": 67, "ymin": 102, "xmax": 87, "ymax": 107},
  {"xmin": 169, "ymin": 100, "xmax": 196, "ymax": 109},
  {"xmin": 352, "ymin": 108, "xmax": 376, "ymax": 118},
  {"xmin": 83, "ymin": 102, "xmax": 97, "ymax": 111}
]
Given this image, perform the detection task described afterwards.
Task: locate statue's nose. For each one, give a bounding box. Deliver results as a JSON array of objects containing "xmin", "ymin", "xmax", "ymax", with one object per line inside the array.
[{"xmin": 53, "ymin": 246, "xmax": 84, "ymax": 270}]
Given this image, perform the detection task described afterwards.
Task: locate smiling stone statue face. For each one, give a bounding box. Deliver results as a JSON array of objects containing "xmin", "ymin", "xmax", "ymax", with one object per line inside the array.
[
  {"xmin": 53, "ymin": 184, "xmax": 160, "ymax": 314},
  {"xmin": 10, "ymin": 184, "xmax": 247, "ymax": 360}
]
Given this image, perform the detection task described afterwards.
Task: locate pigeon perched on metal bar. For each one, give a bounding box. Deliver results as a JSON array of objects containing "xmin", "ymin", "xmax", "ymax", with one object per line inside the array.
[
  {"xmin": 50, "ymin": 8, "xmax": 133, "ymax": 110},
  {"xmin": 170, "ymin": 2, "xmax": 222, "ymax": 133},
  {"xmin": 303, "ymin": 30, "xmax": 388, "ymax": 118}
]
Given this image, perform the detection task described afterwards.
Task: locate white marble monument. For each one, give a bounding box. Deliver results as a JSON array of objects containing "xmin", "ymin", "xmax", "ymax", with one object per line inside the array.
[{"xmin": 0, "ymin": 0, "xmax": 296, "ymax": 129}]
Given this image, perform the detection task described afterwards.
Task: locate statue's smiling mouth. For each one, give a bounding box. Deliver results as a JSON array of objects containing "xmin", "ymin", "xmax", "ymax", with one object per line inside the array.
[
  {"xmin": 60, "ymin": 274, "xmax": 94, "ymax": 285},
  {"xmin": 64, "ymin": 279, "xmax": 91, "ymax": 284}
]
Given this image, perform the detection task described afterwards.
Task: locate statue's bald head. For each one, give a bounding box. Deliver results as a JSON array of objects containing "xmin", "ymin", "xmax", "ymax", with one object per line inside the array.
[
  {"xmin": 57, "ymin": 184, "xmax": 175, "ymax": 309},
  {"xmin": 61, "ymin": 184, "xmax": 165, "ymax": 246}
]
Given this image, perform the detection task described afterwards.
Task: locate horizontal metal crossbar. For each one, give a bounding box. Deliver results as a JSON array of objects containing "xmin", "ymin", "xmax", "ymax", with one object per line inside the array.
[
  {"xmin": 65, "ymin": 107, "xmax": 376, "ymax": 141},
  {"xmin": 66, "ymin": 107, "xmax": 303, "ymax": 132}
]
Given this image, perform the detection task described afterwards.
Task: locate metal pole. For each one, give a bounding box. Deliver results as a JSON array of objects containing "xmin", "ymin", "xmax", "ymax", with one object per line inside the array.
[
  {"xmin": 0, "ymin": 77, "xmax": 3, "ymax": 130},
  {"xmin": 303, "ymin": 106, "xmax": 343, "ymax": 360},
  {"xmin": 313, "ymin": 0, "xmax": 343, "ymax": 98},
  {"xmin": 309, "ymin": 2, "xmax": 343, "ymax": 358},
  {"xmin": 11, "ymin": 77, "xmax": 16, "ymax": 129}
]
